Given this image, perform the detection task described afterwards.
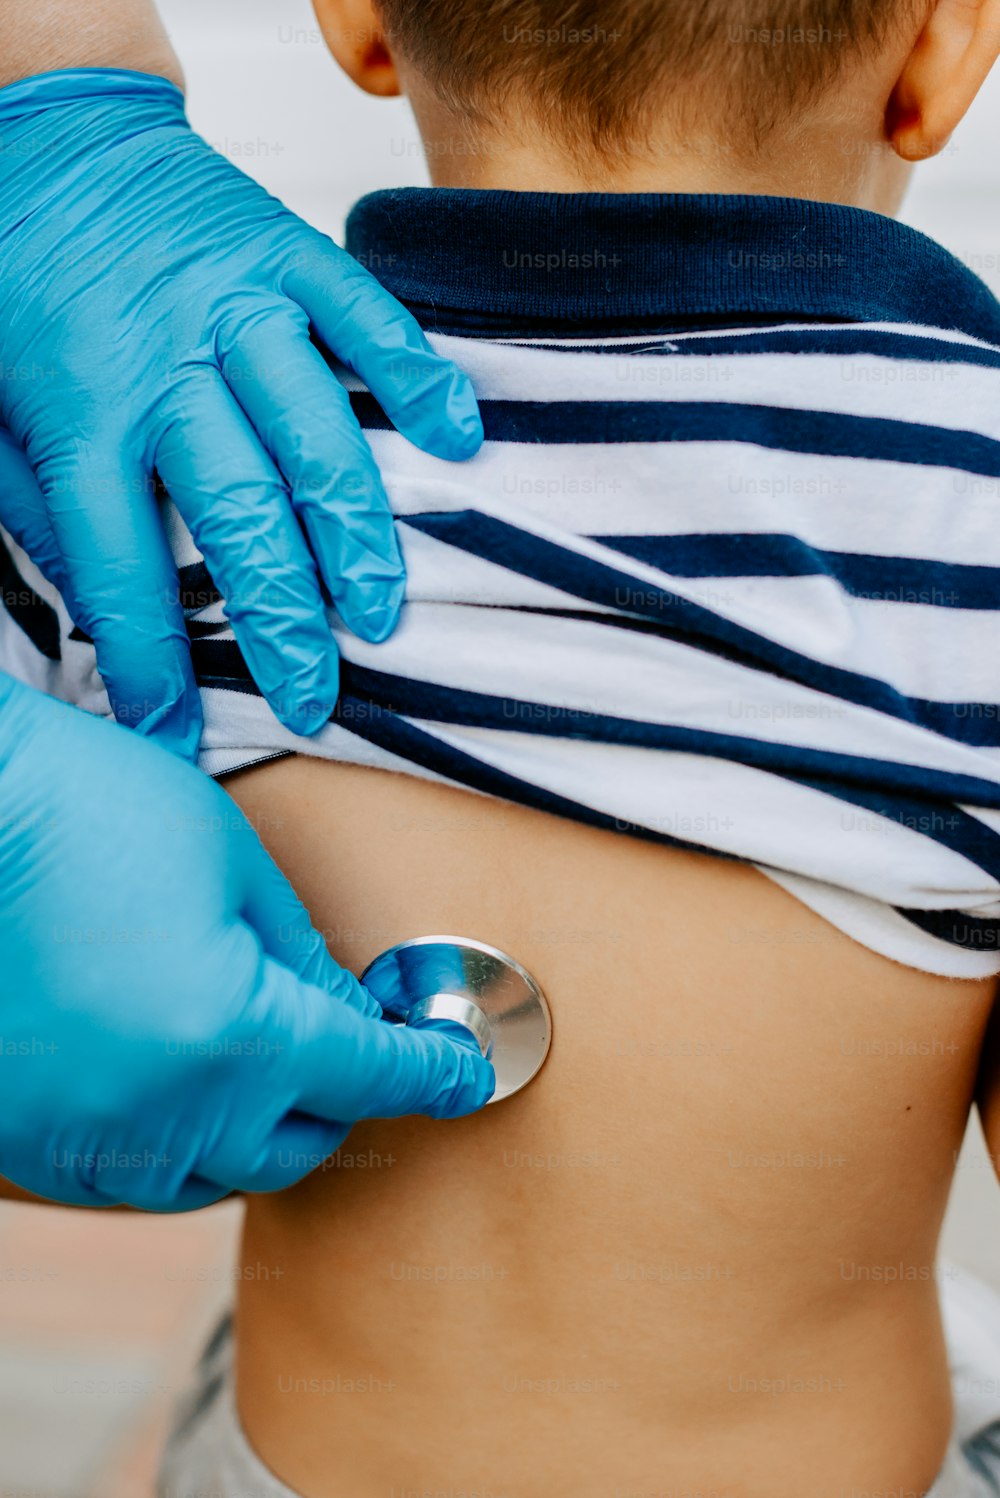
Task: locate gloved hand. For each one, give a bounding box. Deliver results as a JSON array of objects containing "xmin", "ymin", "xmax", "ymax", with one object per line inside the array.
[
  {"xmin": 0, "ymin": 672, "xmax": 495, "ymax": 1211},
  {"xmin": 0, "ymin": 68, "xmax": 483, "ymax": 760}
]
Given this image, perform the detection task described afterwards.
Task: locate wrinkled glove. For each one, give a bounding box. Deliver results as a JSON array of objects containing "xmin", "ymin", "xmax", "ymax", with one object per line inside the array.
[
  {"xmin": 0, "ymin": 672, "xmax": 495, "ymax": 1211},
  {"xmin": 0, "ymin": 68, "xmax": 482, "ymax": 758}
]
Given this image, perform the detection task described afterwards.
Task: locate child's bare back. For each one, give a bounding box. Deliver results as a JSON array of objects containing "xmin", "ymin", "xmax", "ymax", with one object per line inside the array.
[{"xmin": 228, "ymin": 758, "xmax": 998, "ymax": 1498}]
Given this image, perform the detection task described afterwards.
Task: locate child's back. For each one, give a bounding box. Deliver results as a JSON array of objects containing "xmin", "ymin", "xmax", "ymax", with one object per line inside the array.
[
  {"xmin": 216, "ymin": 184, "xmax": 1000, "ymax": 1498},
  {"xmin": 224, "ymin": 767, "xmax": 993, "ymax": 1498}
]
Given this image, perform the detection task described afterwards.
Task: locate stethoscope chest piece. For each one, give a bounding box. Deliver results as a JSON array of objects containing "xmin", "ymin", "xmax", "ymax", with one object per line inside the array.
[{"xmin": 361, "ymin": 936, "xmax": 552, "ymax": 1103}]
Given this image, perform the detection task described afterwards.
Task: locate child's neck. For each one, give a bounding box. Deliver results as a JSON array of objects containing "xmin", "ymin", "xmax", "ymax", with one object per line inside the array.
[{"xmin": 407, "ymin": 93, "xmax": 913, "ymax": 217}]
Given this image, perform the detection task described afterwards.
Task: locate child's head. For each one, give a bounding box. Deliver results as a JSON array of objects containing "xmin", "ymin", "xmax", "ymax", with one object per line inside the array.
[{"xmin": 313, "ymin": 0, "xmax": 1000, "ymax": 210}]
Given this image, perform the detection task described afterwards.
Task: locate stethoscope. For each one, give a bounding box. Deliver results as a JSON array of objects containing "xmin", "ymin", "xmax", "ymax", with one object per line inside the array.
[{"xmin": 362, "ymin": 936, "xmax": 552, "ymax": 1103}]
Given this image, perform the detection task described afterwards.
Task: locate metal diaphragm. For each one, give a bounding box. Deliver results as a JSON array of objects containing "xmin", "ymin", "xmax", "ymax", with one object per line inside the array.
[{"xmin": 361, "ymin": 936, "xmax": 552, "ymax": 1104}]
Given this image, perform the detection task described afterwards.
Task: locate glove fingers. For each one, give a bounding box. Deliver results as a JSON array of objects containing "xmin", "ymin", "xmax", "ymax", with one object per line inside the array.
[
  {"xmin": 153, "ymin": 369, "xmax": 339, "ymax": 738},
  {"xmin": 222, "ymin": 314, "xmax": 405, "ymax": 644},
  {"xmin": 238, "ymin": 830, "xmax": 381, "ymax": 1017},
  {"xmin": 0, "ymin": 425, "xmax": 69, "ymax": 597},
  {"xmin": 198, "ymin": 1112, "xmax": 349, "ymax": 1195},
  {"xmin": 36, "ymin": 445, "xmax": 202, "ymax": 760},
  {"xmin": 108, "ymin": 1176, "xmax": 233, "ymax": 1214},
  {"xmin": 0, "ymin": 1150, "xmax": 227, "ymax": 1212},
  {"xmin": 16, "ymin": 1117, "xmax": 228, "ymax": 1212},
  {"xmin": 283, "ymin": 244, "xmax": 483, "ymax": 462},
  {"xmin": 262, "ymin": 960, "xmax": 496, "ymax": 1124}
]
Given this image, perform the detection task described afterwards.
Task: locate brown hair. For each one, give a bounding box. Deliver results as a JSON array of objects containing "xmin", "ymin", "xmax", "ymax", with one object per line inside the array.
[{"xmin": 374, "ymin": 0, "xmax": 918, "ymax": 157}]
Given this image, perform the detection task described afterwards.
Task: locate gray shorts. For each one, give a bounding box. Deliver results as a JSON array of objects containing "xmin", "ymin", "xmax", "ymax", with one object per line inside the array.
[{"xmin": 158, "ymin": 1264, "xmax": 1000, "ymax": 1498}]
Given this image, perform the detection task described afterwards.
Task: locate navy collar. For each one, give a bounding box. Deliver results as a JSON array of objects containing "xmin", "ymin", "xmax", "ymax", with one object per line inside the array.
[{"xmin": 346, "ymin": 188, "xmax": 1000, "ymax": 342}]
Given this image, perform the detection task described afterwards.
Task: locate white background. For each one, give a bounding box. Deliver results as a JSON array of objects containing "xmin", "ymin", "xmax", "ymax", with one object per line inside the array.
[{"xmin": 157, "ymin": 0, "xmax": 1000, "ymax": 1282}]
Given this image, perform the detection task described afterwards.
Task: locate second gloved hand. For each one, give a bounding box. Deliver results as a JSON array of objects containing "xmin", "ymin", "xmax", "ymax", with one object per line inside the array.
[
  {"xmin": 0, "ymin": 68, "xmax": 483, "ymax": 758},
  {"xmin": 0, "ymin": 673, "xmax": 494, "ymax": 1211}
]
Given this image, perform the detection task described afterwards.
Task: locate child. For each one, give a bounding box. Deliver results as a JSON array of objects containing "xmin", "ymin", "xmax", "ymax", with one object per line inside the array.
[{"xmin": 7, "ymin": 0, "xmax": 1000, "ymax": 1493}]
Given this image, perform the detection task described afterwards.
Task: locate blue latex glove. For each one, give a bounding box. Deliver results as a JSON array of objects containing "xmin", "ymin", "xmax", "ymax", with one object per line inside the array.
[
  {"xmin": 0, "ymin": 672, "xmax": 495, "ymax": 1211},
  {"xmin": 0, "ymin": 68, "xmax": 483, "ymax": 759}
]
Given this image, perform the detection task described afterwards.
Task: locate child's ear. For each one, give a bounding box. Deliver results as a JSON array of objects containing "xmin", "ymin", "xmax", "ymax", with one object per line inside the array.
[
  {"xmin": 887, "ymin": 0, "xmax": 1000, "ymax": 160},
  {"xmin": 312, "ymin": 0, "xmax": 401, "ymax": 97}
]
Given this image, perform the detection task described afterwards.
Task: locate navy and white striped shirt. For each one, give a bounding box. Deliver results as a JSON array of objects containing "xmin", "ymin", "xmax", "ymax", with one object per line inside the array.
[{"xmin": 5, "ymin": 190, "xmax": 1000, "ymax": 977}]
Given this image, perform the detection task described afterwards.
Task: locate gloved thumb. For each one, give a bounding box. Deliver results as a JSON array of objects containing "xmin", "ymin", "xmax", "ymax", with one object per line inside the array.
[{"xmin": 266, "ymin": 960, "xmax": 496, "ymax": 1124}]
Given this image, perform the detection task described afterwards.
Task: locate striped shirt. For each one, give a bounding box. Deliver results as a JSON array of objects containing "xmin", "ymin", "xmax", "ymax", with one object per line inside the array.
[{"xmin": 4, "ymin": 189, "xmax": 1000, "ymax": 978}]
